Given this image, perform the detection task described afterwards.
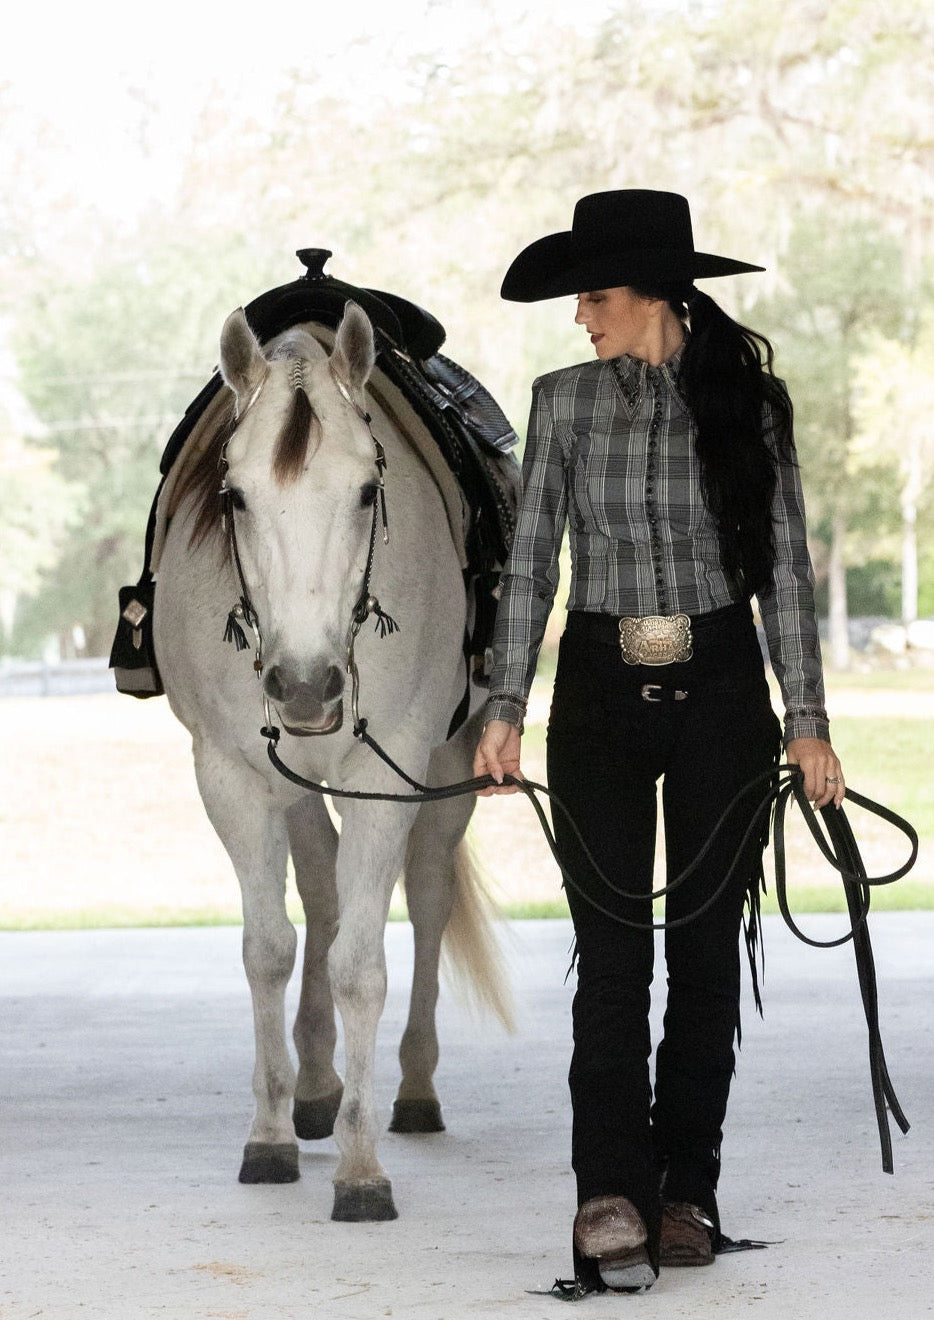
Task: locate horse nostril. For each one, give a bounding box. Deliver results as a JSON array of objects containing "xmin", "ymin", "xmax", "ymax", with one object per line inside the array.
[
  {"xmin": 263, "ymin": 665, "xmax": 290, "ymax": 703},
  {"xmin": 264, "ymin": 660, "xmax": 342, "ymax": 708},
  {"xmin": 322, "ymin": 664, "xmax": 345, "ymax": 702}
]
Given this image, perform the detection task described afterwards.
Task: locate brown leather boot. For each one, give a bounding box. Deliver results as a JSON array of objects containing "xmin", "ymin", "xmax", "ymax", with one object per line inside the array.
[
  {"xmin": 573, "ymin": 1196, "xmax": 657, "ymax": 1291},
  {"xmin": 659, "ymin": 1202, "xmax": 716, "ymax": 1266}
]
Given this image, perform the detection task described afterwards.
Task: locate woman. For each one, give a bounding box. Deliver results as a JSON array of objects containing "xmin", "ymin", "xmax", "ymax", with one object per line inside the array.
[{"xmin": 474, "ymin": 190, "xmax": 844, "ymax": 1294}]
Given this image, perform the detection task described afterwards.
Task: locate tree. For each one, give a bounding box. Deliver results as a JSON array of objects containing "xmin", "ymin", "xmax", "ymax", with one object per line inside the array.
[
  {"xmin": 852, "ymin": 309, "xmax": 934, "ymax": 624},
  {"xmin": 755, "ymin": 213, "xmax": 908, "ymax": 668},
  {"xmin": 10, "ymin": 237, "xmax": 282, "ymax": 657},
  {"xmin": 0, "ymin": 364, "xmax": 74, "ymax": 649},
  {"xmin": 4, "ymin": 0, "xmax": 931, "ymax": 655}
]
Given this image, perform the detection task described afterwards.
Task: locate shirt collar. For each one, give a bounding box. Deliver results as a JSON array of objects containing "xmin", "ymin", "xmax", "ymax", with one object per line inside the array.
[{"xmin": 610, "ymin": 338, "xmax": 688, "ymax": 415}]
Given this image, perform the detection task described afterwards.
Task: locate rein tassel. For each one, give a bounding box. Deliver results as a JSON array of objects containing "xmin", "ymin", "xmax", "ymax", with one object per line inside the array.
[
  {"xmin": 356, "ymin": 593, "xmax": 398, "ymax": 638},
  {"xmin": 372, "ymin": 602, "xmax": 399, "ymax": 638},
  {"xmin": 224, "ymin": 598, "xmax": 253, "ymax": 651}
]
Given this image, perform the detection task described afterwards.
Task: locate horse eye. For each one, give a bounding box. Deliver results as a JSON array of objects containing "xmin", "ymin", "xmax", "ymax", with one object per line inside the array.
[
  {"xmin": 360, "ymin": 483, "xmax": 379, "ymax": 509},
  {"xmin": 227, "ymin": 487, "xmax": 247, "ymax": 512}
]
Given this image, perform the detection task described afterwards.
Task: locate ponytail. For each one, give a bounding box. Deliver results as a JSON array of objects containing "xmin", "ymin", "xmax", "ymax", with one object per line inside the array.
[{"xmin": 634, "ymin": 284, "xmax": 794, "ymax": 598}]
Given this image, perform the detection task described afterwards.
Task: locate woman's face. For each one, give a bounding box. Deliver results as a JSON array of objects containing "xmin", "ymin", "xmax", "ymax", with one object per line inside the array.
[{"xmin": 574, "ymin": 287, "xmax": 654, "ymax": 360}]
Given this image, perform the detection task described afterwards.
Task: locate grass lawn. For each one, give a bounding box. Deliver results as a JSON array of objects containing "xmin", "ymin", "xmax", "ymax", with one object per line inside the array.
[
  {"xmin": 1, "ymin": 676, "xmax": 931, "ymax": 929},
  {"xmin": 514, "ymin": 698, "xmax": 930, "ymax": 918}
]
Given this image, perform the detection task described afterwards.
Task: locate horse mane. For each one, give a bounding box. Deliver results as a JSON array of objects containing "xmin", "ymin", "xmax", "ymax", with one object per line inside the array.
[
  {"xmin": 175, "ymin": 350, "xmax": 322, "ymax": 551},
  {"xmin": 174, "ymin": 397, "xmax": 238, "ymax": 551}
]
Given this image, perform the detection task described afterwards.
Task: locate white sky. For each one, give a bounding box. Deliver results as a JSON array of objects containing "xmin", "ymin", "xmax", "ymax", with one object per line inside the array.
[{"xmin": 3, "ymin": 0, "xmax": 615, "ymax": 221}]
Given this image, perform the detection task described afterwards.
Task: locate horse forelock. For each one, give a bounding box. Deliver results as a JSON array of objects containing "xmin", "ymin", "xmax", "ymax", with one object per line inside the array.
[
  {"xmin": 272, "ymin": 358, "xmax": 321, "ymax": 484},
  {"xmin": 177, "ymin": 348, "xmax": 330, "ymax": 552}
]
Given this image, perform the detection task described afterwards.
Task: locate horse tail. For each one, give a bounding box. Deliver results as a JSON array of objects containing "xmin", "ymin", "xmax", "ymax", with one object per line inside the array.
[{"xmin": 440, "ymin": 836, "xmax": 516, "ymax": 1034}]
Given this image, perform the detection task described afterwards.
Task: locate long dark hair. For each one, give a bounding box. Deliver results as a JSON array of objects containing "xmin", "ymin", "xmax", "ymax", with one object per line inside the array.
[{"xmin": 636, "ymin": 284, "xmax": 794, "ymax": 599}]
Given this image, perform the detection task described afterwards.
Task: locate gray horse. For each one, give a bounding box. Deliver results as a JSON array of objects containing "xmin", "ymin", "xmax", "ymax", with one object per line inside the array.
[{"xmin": 154, "ymin": 303, "xmax": 512, "ymax": 1221}]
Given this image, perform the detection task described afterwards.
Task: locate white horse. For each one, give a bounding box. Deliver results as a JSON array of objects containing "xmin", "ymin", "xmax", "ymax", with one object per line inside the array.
[{"xmin": 154, "ymin": 302, "xmax": 512, "ymax": 1221}]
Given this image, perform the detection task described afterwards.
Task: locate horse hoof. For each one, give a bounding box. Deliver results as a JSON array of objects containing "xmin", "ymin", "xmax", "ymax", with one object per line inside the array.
[
  {"xmin": 294, "ymin": 1089, "xmax": 343, "ymax": 1140},
  {"xmin": 389, "ymin": 1098, "xmax": 445, "ymax": 1133},
  {"xmin": 238, "ymin": 1141, "xmax": 300, "ymax": 1184},
  {"xmin": 332, "ymin": 1178, "xmax": 398, "ymax": 1221}
]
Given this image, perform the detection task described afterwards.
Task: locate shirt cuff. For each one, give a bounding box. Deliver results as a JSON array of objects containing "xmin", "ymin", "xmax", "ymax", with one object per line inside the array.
[
  {"xmin": 783, "ymin": 706, "xmax": 831, "ymax": 745},
  {"xmin": 484, "ymin": 693, "xmax": 528, "ymax": 730}
]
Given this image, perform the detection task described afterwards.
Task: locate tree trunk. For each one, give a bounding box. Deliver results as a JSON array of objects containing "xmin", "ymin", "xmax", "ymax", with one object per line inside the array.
[
  {"xmin": 828, "ymin": 511, "xmax": 850, "ymax": 671},
  {"xmin": 900, "ymin": 437, "xmax": 922, "ymax": 627},
  {"xmin": 901, "ymin": 497, "xmax": 918, "ymax": 626}
]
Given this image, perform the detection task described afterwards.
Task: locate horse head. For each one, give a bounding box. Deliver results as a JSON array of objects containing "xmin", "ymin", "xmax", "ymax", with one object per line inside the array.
[{"xmin": 212, "ymin": 301, "xmax": 380, "ymax": 736}]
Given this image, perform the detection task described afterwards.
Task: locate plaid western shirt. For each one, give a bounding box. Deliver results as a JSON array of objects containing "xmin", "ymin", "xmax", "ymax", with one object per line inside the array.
[{"xmin": 486, "ymin": 351, "xmax": 829, "ymax": 744}]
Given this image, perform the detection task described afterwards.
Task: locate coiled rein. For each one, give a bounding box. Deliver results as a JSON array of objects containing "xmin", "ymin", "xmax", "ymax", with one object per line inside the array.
[{"xmin": 263, "ymin": 719, "xmax": 916, "ymax": 1174}]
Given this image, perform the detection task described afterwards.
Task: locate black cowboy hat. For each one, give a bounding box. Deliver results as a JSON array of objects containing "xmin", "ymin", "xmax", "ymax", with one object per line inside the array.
[{"xmin": 501, "ymin": 189, "xmax": 764, "ymax": 302}]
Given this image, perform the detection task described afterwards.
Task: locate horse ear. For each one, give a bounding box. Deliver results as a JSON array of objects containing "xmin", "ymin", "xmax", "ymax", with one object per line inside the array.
[
  {"xmin": 219, "ymin": 308, "xmax": 267, "ymax": 409},
  {"xmin": 330, "ymin": 301, "xmax": 375, "ymax": 392}
]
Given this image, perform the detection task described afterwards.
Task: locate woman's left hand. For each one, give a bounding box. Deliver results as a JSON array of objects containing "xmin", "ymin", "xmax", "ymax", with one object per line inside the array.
[{"xmin": 785, "ymin": 737, "xmax": 845, "ymax": 809}]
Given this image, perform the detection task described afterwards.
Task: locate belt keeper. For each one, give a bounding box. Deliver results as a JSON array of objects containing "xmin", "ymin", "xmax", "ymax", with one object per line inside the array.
[{"xmin": 641, "ymin": 684, "xmax": 689, "ymax": 703}]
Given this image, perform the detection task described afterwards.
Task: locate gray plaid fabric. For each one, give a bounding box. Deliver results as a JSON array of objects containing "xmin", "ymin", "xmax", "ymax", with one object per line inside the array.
[{"xmin": 486, "ymin": 351, "xmax": 829, "ymax": 744}]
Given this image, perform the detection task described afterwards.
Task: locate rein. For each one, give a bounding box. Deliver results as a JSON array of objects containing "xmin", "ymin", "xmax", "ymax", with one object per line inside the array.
[
  {"xmin": 262, "ymin": 723, "xmax": 915, "ymax": 1174},
  {"xmin": 213, "ymin": 356, "xmax": 916, "ymax": 1173}
]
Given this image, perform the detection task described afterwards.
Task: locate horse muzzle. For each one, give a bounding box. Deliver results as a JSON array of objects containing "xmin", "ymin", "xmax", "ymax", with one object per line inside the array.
[{"xmin": 263, "ymin": 661, "xmax": 346, "ymax": 737}]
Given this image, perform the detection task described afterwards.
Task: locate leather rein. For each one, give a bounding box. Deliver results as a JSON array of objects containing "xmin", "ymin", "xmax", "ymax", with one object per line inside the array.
[{"xmin": 216, "ymin": 364, "xmax": 917, "ymax": 1174}]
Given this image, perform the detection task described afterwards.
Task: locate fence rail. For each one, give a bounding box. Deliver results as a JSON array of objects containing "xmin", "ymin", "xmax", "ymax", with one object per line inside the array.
[{"xmin": 0, "ymin": 658, "xmax": 115, "ymax": 698}]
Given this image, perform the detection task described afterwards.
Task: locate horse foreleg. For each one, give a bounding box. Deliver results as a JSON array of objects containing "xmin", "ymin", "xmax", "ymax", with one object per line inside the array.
[
  {"xmin": 396, "ymin": 715, "xmax": 513, "ymax": 1135},
  {"xmin": 194, "ymin": 752, "xmax": 299, "ymax": 1184},
  {"xmin": 286, "ymin": 796, "xmax": 343, "ymax": 1140},
  {"xmin": 328, "ymin": 798, "xmax": 413, "ymax": 1222},
  {"xmin": 391, "ymin": 732, "xmax": 478, "ymax": 1133}
]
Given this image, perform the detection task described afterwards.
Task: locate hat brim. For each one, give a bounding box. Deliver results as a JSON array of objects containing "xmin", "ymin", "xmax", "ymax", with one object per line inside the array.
[{"xmin": 501, "ymin": 232, "xmax": 764, "ymax": 302}]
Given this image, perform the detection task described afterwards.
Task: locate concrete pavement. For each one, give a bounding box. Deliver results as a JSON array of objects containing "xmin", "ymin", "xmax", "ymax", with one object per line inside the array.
[{"xmin": 1, "ymin": 916, "xmax": 932, "ymax": 1319}]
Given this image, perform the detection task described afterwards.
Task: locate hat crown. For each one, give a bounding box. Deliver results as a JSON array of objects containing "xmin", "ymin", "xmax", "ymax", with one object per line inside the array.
[{"xmin": 572, "ymin": 190, "xmax": 694, "ymax": 256}]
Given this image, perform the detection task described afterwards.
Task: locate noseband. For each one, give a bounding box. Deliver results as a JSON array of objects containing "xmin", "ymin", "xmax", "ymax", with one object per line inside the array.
[{"xmin": 219, "ymin": 359, "xmax": 397, "ymax": 736}]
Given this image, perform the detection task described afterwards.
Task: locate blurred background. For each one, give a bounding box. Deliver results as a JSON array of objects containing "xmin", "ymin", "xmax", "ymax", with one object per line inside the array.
[{"xmin": 1, "ymin": 0, "xmax": 931, "ymax": 924}]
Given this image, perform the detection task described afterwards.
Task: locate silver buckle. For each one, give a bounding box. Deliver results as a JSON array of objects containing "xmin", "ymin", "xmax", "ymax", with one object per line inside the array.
[{"xmin": 619, "ymin": 614, "xmax": 693, "ymax": 665}]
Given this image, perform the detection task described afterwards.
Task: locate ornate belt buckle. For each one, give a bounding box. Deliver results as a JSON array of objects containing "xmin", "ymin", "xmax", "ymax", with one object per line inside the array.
[{"xmin": 618, "ymin": 614, "xmax": 693, "ymax": 666}]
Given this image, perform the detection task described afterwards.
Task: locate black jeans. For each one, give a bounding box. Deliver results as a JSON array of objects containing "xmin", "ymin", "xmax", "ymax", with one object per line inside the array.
[{"xmin": 546, "ymin": 603, "xmax": 781, "ymax": 1244}]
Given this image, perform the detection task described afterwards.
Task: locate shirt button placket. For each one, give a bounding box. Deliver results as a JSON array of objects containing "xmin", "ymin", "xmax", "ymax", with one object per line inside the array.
[{"xmin": 645, "ymin": 375, "xmax": 668, "ymax": 614}]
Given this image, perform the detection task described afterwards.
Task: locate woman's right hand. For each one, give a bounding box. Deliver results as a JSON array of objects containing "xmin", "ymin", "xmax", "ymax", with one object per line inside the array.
[{"xmin": 473, "ymin": 719, "xmax": 523, "ymax": 795}]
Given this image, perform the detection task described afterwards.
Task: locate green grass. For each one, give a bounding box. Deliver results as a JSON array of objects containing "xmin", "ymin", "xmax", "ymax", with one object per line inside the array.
[
  {"xmin": 2, "ymin": 898, "xmax": 413, "ymax": 932},
  {"xmin": 757, "ymin": 880, "xmax": 934, "ymax": 915},
  {"xmin": 514, "ymin": 699, "xmax": 930, "ymax": 918},
  {"xmin": 828, "ymin": 668, "xmax": 934, "ymax": 690},
  {"xmin": 829, "ymin": 717, "xmax": 933, "ymax": 834},
  {"xmin": 9, "ymin": 884, "xmax": 929, "ymax": 929},
  {"xmin": 524, "ymin": 708, "xmax": 929, "ymax": 829},
  {"xmin": 3, "ymin": 685, "xmax": 928, "ymax": 931},
  {"xmin": 484, "ymin": 882, "xmax": 934, "ymax": 921}
]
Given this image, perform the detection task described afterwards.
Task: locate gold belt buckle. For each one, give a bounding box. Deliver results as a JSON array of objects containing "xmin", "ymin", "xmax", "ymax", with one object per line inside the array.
[{"xmin": 618, "ymin": 614, "xmax": 693, "ymax": 666}]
